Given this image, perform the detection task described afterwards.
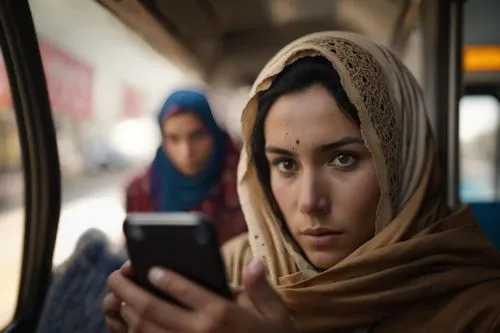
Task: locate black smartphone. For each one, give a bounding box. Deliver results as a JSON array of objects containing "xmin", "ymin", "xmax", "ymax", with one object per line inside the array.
[{"xmin": 123, "ymin": 212, "xmax": 232, "ymax": 305}]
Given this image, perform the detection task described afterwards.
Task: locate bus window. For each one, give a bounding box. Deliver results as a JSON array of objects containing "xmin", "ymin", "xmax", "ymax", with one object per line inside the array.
[
  {"xmin": 459, "ymin": 94, "xmax": 500, "ymax": 202},
  {"xmin": 28, "ymin": 0, "xmax": 177, "ymax": 269},
  {"xmin": 0, "ymin": 47, "xmax": 24, "ymax": 328}
]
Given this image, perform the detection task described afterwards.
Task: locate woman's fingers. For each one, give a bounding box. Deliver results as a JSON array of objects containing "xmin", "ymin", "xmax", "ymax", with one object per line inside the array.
[
  {"xmin": 105, "ymin": 266, "xmax": 297, "ymax": 333},
  {"xmin": 243, "ymin": 259, "xmax": 290, "ymax": 321},
  {"xmin": 148, "ymin": 267, "xmax": 222, "ymax": 309},
  {"xmin": 120, "ymin": 260, "xmax": 133, "ymax": 277},
  {"xmin": 121, "ymin": 303, "xmax": 174, "ymax": 333},
  {"xmin": 105, "ymin": 316, "xmax": 127, "ymax": 333},
  {"xmin": 230, "ymin": 283, "xmax": 243, "ymax": 297},
  {"xmin": 107, "ymin": 269, "xmax": 192, "ymax": 332},
  {"xmin": 102, "ymin": 292, "xmax": 122, "ymax": 318},
  {"xmin": 102, "ymin": 292, "xmax": 127, "ymax": 332},
  {"xmin": 234, "ymin": 290, "xmax": 260, "ymax": 315}
]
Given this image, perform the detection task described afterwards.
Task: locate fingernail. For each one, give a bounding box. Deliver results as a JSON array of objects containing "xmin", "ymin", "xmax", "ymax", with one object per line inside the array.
[
  {"xmin": 120, "ymin": 261, "xmax": 130, "ymax": 270},
  {"xmin": 247, "ymin": 259, "xmax": 265, "ymax": 275},
  {"xmin": 148, "ymin": 267, "xmax": 165, "ymax": 285},
  {"xmin": 230, "ymin": 283, "xmax": 243, "ymax": 291}
]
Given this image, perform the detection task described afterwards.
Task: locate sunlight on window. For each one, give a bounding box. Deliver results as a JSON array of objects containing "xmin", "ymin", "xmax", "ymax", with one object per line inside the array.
[{"xmin": 459, "ymin": 95, "xmax": 500, "ymax": 202}]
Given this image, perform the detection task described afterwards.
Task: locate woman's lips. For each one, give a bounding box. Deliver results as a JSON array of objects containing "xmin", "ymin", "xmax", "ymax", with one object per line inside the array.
[{"xmin": 300, "ymin": 228, "xmax": 345, "ymax": 248}]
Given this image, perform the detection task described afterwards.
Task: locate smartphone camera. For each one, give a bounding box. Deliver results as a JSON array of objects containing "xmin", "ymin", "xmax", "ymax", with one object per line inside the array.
[
  {"xmin": 127, "ymin": 224, "xmax": 145, "ymax": 242},
  {"xmin": 194, "ymin": 222, "xmax": 210, "ymax": 245}
]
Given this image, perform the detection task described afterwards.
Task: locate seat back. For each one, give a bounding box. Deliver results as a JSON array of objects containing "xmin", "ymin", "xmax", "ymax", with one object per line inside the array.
[{"xmin": 469, "ymin": 202, "xmax": 500, "ymax": 249}]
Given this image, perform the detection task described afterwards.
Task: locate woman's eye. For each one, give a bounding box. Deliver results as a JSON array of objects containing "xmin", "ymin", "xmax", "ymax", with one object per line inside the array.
[
  {"xmin": 191, "ymin": 130, "xmax": 208, "ymax": 141},
  {"xmin": 273, "ymin": 159, "xmax": 298, "ymax": 173},
  {"xmin": 330, "ymin": 153, "xmax": 357, "ymax": 168}
]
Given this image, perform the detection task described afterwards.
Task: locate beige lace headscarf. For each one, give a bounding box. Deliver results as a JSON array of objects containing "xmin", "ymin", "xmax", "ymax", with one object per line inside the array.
[{"xmin": 224, "ymin": 31, "xmax": 500, "ymax": 332}]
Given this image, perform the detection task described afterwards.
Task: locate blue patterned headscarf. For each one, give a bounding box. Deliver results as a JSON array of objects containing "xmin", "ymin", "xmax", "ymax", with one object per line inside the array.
[{"xmin": 150, "ymin": 89, "xmax": 227, "ymax": 211}]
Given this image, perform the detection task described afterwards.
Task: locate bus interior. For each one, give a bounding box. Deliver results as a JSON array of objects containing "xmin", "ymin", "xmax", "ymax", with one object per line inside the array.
[{"xmin": 0, "ymin": 0, "xmax": 498, "ymax": 332}]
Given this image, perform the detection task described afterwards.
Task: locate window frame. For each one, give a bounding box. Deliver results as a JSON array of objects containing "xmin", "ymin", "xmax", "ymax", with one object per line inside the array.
[{"xmin": 0, "ymin": 0, "xmax": 61, "ymax": 332}]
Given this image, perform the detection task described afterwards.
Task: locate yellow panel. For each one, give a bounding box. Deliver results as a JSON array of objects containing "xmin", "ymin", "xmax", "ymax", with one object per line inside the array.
[{"xmin": 463, "ymin": 45, "xmax": 500, "ymax": 72}]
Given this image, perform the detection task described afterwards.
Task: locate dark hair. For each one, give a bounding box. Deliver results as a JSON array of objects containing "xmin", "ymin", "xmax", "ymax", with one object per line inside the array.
[{"xmin": 251, "ymin": 56, "xmax": 360, "ymax": 224}]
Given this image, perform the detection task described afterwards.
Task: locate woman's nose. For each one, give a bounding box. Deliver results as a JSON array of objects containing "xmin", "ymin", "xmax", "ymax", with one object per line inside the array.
[
  {"xmin": 179, "ymin": 142, "xmax": 194, "ymax": 160},
  {"xmin": 298, "ymin": 171, "xmax": 330, "ymax": 215}
]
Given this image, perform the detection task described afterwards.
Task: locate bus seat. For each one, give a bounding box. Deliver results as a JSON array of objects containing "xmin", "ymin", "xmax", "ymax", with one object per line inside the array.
[
  {"xmin": 36, "ymin": 229, "xmax": 126, "ymax": 333},
  {"xmin": 469, "ymin": 202, "xmax": 500, "ymax": 249}
]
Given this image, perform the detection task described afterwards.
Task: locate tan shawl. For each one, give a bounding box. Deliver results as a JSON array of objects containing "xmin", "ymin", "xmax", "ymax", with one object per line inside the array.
[{"xmin": 223, "ymin": 31, "xmax": 500, "ymax": 332}]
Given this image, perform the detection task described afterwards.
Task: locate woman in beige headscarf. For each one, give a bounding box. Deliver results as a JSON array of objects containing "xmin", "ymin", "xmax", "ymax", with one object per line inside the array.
[{"xmin": 104, "ymin": 31, "xmax": 500, "ymax": 333}]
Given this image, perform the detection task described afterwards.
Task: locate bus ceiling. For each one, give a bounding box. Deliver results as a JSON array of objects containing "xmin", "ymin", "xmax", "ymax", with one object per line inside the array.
[{"xmin": 94, "ymin": 0, "xmax": 420, "ymax": 86}]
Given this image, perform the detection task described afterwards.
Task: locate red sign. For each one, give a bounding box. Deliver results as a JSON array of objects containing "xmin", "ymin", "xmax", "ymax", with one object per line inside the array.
[
  {"xmin": 0, "ymin": 54, "xmax": 12, "ymax": 110},
  {"xmin": 0, "ymin": 41, "xmax": 93, "ymax": 118},
  {"xmin": 122, "ymin": 85, "xmax": 143, "ymax": 118},
  {"xmin": 39, "ymin": 41, "xmax": 93, "ymax": 118}
]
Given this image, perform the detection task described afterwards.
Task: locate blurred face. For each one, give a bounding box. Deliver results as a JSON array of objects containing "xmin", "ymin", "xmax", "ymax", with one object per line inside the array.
[
  {"xmin": 162, "ymin": 112, "xmax": 213, "ymax": 176},
  {"xmin": 264, "ymin": 84, "xmax": 380, "ymax": 270}
]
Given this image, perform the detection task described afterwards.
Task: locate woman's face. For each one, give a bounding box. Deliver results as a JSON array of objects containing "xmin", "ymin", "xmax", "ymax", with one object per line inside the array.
[
  {"xmin": 162, "ymin": 112, "xmax": 213, "ymax": 176},
  {"xmin": 264, "ymin": 84, "xmax": 380, "ymax": 269}
]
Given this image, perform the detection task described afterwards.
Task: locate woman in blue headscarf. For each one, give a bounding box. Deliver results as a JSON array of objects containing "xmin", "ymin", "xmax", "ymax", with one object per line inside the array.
[{"xmin": 126, "ymin": 88, "xmax": 246, "ymax": 245}]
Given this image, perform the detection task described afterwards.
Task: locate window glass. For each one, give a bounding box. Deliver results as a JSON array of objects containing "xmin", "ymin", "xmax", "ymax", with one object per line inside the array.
[
  {"xmin": 459, "ymin": 94, "xmax": 500, "ymax": 202},
  {"xmin": 0, "ymin": 47, "xmax": 25, "ymax": 328},
  {"xmin": 28, "ymin": 0, "xmax": 191, "ymax": 267}
]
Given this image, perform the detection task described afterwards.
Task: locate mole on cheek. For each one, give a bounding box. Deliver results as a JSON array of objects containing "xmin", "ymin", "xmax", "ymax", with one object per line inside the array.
[{"xmin": 296, "ymin": 139, "xmax": 300, "ymax": 145}]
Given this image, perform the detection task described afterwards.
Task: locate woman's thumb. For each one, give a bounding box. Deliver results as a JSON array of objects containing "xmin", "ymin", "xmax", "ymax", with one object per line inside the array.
[{"xmin": 243, "ymin": 259, "xmax": 288, "ymax": 320}]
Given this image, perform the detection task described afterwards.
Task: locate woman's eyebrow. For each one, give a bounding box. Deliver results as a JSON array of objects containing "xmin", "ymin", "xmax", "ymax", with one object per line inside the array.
[
  {"xmin": 319, "ymin": 137, "xmax": 364, "ymax": 151},
  {"xmin": 265, "ymin": 146, "xmax": 296, "ymax": 156}
]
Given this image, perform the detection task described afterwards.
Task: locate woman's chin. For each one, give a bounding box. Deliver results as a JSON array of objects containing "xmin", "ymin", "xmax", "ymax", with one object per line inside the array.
[{"xmin": 306, "ymin": 250, "xmax": 348, "ymax": 271}]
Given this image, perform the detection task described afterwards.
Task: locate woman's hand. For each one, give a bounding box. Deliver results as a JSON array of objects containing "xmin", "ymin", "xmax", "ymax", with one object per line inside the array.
[
  {"xmin": 102, "ymin": 262, "xmax": 254, "ymax": 333},
  {"xmin": 103, "ymin": 262, "xmax": 133, "ymax": 333},
  {"xmin": 106, "ymin": 259, "xmax": 296, "ymax": 333}
]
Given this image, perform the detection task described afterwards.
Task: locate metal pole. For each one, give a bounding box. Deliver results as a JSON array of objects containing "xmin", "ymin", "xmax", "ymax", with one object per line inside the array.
[
  {"xmin": 448, "ymin": 0, "xmax": 463, "ymax": 208},
  {"xmin": 422, "ymin": 0, "xmax": 463, "ymax": 208}
]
